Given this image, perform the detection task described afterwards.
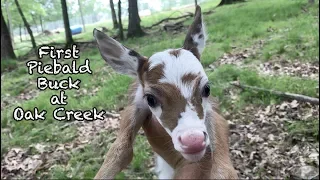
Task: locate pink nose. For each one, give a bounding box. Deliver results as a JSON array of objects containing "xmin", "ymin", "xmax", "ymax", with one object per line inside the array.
[{"xmin": 179, "ymin": 130, "xmax": 206, "ymax": 154}]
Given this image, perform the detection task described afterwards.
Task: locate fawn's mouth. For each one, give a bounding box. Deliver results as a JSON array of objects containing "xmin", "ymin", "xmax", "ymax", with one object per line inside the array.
[{"xmin": 179, "ymin": 147, "xmax": 207, "ymax": 162}]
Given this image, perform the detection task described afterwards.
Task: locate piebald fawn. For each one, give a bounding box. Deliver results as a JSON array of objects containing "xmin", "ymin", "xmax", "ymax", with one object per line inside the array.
[{"xmin": 93, "ymin": 5, "xmax": 238, "ymax": 179}]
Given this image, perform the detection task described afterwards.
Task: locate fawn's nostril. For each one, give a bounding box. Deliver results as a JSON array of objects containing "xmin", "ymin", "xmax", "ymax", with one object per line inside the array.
[
  {"xmin": 203, "ymin": 132, "xmax": 207, "ymax": 141},
  {"xmin": 178, "ymin": 136, "xmax": 182, "ymax": 143}
]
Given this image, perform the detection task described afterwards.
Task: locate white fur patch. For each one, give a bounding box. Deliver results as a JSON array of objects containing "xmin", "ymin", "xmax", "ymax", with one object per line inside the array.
[
  {"xmin": 134, "ymin": 84, "xmax": 149, "ymax": 109},
  {"xmin": 178, "ymin": 105, "xmax": 206, "ymax": 129},
  {"xmin": 155, "ymin": 154, "xmax": 174, "ymax": 179}
]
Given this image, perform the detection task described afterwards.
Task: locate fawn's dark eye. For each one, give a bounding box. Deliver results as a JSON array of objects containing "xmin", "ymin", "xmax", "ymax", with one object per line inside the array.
[
  {"xmin": 202, "ymin": 84, "xmax": 210, "ymax": 97},
  {"xmin": 145, "ymin": 94, "xmax": 158, "ymax": 108}
]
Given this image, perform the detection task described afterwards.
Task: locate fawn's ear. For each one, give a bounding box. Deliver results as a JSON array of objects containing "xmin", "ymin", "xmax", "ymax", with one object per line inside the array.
[
  {"xmin": 183, "ymin": 5, "xmax": 207, "ymax": 60},
  {"xmin": 93, "ymin": 29, "xmax": 143, "ymax": 76}
]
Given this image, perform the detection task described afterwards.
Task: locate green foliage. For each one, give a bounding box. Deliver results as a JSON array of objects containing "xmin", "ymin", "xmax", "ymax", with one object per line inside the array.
[
  {"xmin": 2, "ymin": 0, "xmax": 46, "ymax": 28},
  {"xmin": 1, "ymin": 59, "xmax": 18, "ymax": 73},
  {"xmin": 287, "ymin": 119, "xmax": 319, "ymax": 141},
  {"xmin": 208, "ymin": 65, "xmax": 318, "ymax": 110}
]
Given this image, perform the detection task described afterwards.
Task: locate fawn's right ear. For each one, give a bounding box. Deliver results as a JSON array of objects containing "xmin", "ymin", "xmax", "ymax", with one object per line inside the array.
[
  {"xmin": 93, "ymin": 29, "xmax": 143, "ymax": 77},
  {"xmin": 183, "ymin": 5, "xmax": 207, "ymax": 60}
]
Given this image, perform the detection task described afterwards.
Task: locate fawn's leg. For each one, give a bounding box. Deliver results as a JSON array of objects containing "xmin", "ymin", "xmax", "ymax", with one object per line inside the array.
[{"xmin": 94, "ymin": 106, "xmax": 150, "ymax": 179}]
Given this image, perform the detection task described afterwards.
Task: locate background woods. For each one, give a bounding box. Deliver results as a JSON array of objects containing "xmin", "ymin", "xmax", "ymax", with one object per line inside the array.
[{"xmin": 1, "ymin": 0, "xmax": 319, "ymax": 179}]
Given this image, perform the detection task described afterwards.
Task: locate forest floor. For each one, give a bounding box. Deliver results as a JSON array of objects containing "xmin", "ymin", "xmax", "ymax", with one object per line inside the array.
[{"xmin": 1, "ymin": 0, "xmax": 319, "ymax": 179}]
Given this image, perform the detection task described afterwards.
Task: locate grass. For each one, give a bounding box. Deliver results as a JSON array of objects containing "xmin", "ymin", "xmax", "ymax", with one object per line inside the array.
[
  {"xmin": 1, "ymin": 59, "xmax": 18, "ymax": 73},
  {"xmin": 287, "ymin": 119, "xmax": 319, "ymax": 141},
  {"xmin": 1, "ymin": 0, "xmax": 319, "ymax": 179},
  {"xmin": 207, "ymin": 65, "xmax": 318, "ymax": 112}
]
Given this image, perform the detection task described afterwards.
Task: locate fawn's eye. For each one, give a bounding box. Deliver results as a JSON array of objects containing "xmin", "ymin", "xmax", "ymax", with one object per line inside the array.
[
  {"xmin": 202, "ymin": 84, "xmax": 210, "ymax": 97},
  {"xmin": 145, "ymin": 94, "xmax": 158, "ymax": 108}
]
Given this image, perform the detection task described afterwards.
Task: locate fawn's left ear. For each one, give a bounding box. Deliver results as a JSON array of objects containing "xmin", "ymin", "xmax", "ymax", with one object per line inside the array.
[
  {"xmin": 183, "ymin": 5, "xmax": 207, "ymax": 60},
  {"xmin": 93, "ymin": 29, "xmax": 144, "ymax": 77}
]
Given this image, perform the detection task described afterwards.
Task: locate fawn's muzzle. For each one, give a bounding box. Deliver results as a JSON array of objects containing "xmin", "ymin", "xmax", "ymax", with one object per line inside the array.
[{"xmin": 178, "ymin": 130, "xmax": 207, "ymax": 154}]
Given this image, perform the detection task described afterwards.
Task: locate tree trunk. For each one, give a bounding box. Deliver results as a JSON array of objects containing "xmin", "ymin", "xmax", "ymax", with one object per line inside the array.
[
  {"xmin": 40, "ymin": 15, "xmax": 44, "ymax": 32},
  {"xmin": 78, "ymin": 0, "xmax": 86, "ymax": 32},
  {"xmin": 14, "ymin": 0, "xmax": 37, "ymax": 53},
  {"xmin": 118, "ymin": 0, "xmax": 124, "ymax": 40},
  {"xmin": 5, "ymin": 0, "xmax": 14, "ymax": 44},
  {"xmin": 61, "ymin": 0, "xmax": 74, "ymax": 48},
  {"xmin": 24, "ymin": 27, "xmax": 27, "ymax": 40},
  {"xmin": 19, "ymin": 24, "xmax": 22, "ymax": 42},
  {"xmin": 110, "ymin": 0, "xmax": 119, "ymax": 29},
  {"xmin": 127, "ymin": 0, "xmax": 145, "ymax": 38},
  {"xmin": 195, "ymin": 0, "xmax": 198, "ymax": 6},
  {"xmin": 1, "ymin": 8, "xmax": 16, "ymax": 60}
]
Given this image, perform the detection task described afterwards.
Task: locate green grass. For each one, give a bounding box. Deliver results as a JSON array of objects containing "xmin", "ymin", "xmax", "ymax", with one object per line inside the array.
[
  {"xmin": 287, "ymin": 119, "xmax": 319, "ymax": 141},
  {"xmin": 207, "ymin": 65, "xmax": 318, "ymax": 112},
  {"xmin": 1, "ymin": 59, "xmax": 18, "ymax": 73},
  {"xmin": 1, "ymin": 0, "xmax": 319, "ymax": 179}
]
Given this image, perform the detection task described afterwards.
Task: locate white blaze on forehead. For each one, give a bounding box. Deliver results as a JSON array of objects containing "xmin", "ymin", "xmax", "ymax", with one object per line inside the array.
[{"xmin": 148, "ymin": 49, "xmax": 207, "ymax": 99}]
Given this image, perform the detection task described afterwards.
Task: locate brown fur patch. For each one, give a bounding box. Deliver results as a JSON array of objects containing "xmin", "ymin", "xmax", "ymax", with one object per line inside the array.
[
  {"xmin": 169, "ymin": 49, "xmax": 181, "ymax": 58},
  {"xmin": 146, "ymin": 63, "xmax": 165, "ymax": 84},
  {"xmin": 190, "ymin": 48, "xmax": 201, "ymax": 60},
  {"xmin": 181, "ymin": 73, "xmax": 198, "ymax": 84},
  {"xmin": 191, "ymin": 77, "xmax": 204, "ymax": 119},
  {"xmin": 138, "ymin": 59, "xmax": 166, "ymax": 87},
  {"xmin": 142, "ymin": 118, "xmax": 185, "ymax": 169},
  {"xmin": 147, "ymin": 83, "xmax": 187, "ymax": 131},
  {"xmin": 137, "ymin": 57, "xmax": 150, "ymax": 87}
]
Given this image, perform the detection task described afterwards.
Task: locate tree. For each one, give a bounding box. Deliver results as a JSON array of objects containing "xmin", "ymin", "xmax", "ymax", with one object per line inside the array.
[
  {"xmin": 195, "ymin": 0, "xmax": 198, "ymax": 6},
  {"xmin": 39, "ymin": 15, "xmax": 43, "ymax": 32},
  {"xmin": 110, "ymin": 0, "xmax": 118, "ymax": 29},
  {"xmin": 19, "ymin": 24, "xmax": 22, "ymax": 42},
  {"xmin": 1, "ymin": 8, "xmax": 16, "ymax": 60},
  {"xmin": 14, "ymin": 0, "xmax": 37, "ymax": 53},
  {"xmin": 127, "ymin": 0, "xmax": 145, "ymax": 38},
  {"xmin": 118, "ymin": 0, "xmax": 124, "ymax": 40},
  {"xmin": 3, "ymin": 0, "xmax": 46, "ymax": 36},
  {"xmin": 42, "ymin": 0, "xmax": 62, "ymax": 22},
  {"xmin": 77, "ymin": 0, "xmax": 86, "ymax": 32},
  {"xmin": 4, "ymin": 0, "xmax": 13, "ymax": 43},
  {"xmin": 61, "ymin": 0, "xmax": 74, "ymax": 48}
]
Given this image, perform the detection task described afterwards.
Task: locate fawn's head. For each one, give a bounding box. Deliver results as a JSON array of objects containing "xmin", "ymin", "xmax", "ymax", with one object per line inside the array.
[{"xmin": 94, "ymin": 6, "xmax": 211, "ymax": 162}]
